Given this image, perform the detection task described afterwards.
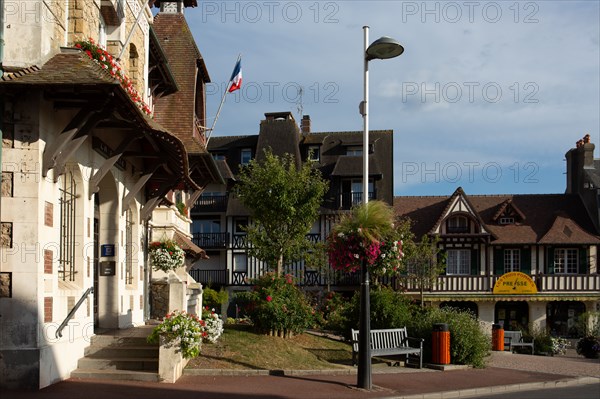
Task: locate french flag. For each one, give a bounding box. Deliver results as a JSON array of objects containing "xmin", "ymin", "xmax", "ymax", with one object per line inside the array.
[{"xmin": 228, "ymin": 59, "xmax": 242, "ymax": 93}]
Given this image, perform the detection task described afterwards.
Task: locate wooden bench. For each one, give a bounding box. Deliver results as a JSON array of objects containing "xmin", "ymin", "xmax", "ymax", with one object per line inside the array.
[
  {"xmin": 504, "ymin": 330, "xmax": 534, "ymax": 354},
  {"xmin": 351, "ymin": 327, "xmax": 423, "ymax": 369}
]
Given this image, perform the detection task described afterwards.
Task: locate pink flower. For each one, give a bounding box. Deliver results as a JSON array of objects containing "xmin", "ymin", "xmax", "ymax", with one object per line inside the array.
[{"xmin": 266, "ymin": 295, "xmax": 272, "ymax": 302}]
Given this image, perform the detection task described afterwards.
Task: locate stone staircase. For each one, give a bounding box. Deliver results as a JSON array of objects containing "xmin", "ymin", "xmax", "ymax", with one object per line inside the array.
[{"xmin": 71, "ymin": 326, "xmax": 160, "ymax": 382}]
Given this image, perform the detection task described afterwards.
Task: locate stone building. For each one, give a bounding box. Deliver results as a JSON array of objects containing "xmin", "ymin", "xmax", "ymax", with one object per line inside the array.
[{"xmin": 0, "ymin": 0, "xmax": 212, "ymax": 389}]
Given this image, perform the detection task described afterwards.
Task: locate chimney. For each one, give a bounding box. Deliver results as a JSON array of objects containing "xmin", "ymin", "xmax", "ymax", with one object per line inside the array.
[
  {"xmin": 301, "ymin": 115, "xmax": 311, "ymax": 134},
  {"xmin": 565, "ymin": 134, "xmax": 595, "ymax": 194}
]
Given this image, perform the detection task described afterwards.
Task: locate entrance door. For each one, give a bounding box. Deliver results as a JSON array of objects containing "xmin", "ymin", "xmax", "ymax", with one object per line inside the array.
[{"xmin": 495, "ymin": 301, "xmax": 529, "ymax": 331}]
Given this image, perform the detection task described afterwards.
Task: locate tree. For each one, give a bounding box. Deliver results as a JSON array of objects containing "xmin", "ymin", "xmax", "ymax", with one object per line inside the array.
[
  {"xmin": 236, "ymin": 149, "xmax": 329, "ymax": 275},
  {"xmin": 402, "ymin": 233, "xmax": 446, "ymax": 308}
]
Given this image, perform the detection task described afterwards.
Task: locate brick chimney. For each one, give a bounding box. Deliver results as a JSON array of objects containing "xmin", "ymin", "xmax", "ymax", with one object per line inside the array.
[
  {"xmin": 301, "ymin": 115, "xmax": 311, "ymax": 134},
  {"xmin": 565, "ymin": 134, "xmax": 595, "ymax": 194}
]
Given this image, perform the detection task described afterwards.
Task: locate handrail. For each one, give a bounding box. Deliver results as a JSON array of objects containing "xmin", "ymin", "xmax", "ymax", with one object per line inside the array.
[{"xmin": 55, "ymin": 286, "xmax": 94, "ymax": 339}]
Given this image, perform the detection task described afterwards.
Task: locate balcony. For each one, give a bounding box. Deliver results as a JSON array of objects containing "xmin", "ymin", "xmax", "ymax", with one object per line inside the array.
[
  {"xmin": 192, "ymin": 194, "xmax": 229, "ymax": 213},
  {"xmin": 398, "ymin": 274, "xmax": 600, "ymax": 293},
  {"xmin": 339, "ymin": 191, "xmax": 375, "ymax": 209},
  {"xmin": 192, "ymin": 232, "xmax": 229, "ymax": 249},
  {"xmin": 189, "ymin": 269, "xmax": 228, "ymax": 285}
]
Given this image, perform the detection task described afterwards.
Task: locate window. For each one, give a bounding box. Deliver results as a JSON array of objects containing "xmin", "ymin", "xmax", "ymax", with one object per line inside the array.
[
  {"xmin": 307, "ymin": 145, "xmax": 320, "ymax": 161},
  {"xmin": 125, "ymin": 208, "xmax": 134, "ymax": 285},
  {"xmin": 213, "ymin": 153, "xmax": 225, "ymax": 161},
  {"xmin": 554, "ymin": 249, "xmax": 578, "ymax": 274},
  {"xmin": 447, "ymin": 216, "xmax": 469, "ymax": 233},
  {"xmin": 59, "ymin": 172, "xmax": 77, "ymax": 281},
  {"xmin": 240, "ymin": 148, "xmax": 252, "ymax": 165},
  {"xmin": 499, "ymin": 217, "xmax": 515, "ymax": 225},
  {"xmin": 504, "ymin": 249, "xmax": 520, "ymax": 272},
  {"xmin": 341, "ymin": 178, "xmax": 373, "ymax": 207},
  {"xmin": 446, "ymin": 249, "xmax": 470, "ymax": 275},
  {"xmin": 234, "ymin": 217, "xmax": 248, "ymax": 235},
  {"xmin": 233, "ymin": 253, "xmax": 247, "ymax": 272},
  {"xmin": 192, "ymin": 218, "xmax": 221, "ymax": 234},
  {"xmin": 346, "ymin": 146, "xmax": 362, "ymax": 156},
  {"xmin": 98, "ymin": 15, "xmax": 107, "ymax": 48}
]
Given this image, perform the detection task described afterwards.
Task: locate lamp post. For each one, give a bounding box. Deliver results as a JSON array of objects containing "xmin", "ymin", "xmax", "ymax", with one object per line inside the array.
[{"xmin": 357, "ymin": 26, "xmax": 404, "ymax": 390}]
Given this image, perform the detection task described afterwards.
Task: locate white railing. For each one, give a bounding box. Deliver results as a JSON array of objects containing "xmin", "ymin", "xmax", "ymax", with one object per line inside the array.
[{"xmin": 399, "ymin": 274, "xmax": 600, "ymax": 293}]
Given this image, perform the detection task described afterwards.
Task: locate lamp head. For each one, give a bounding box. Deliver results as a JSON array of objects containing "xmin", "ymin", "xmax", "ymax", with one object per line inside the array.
[{"xmin": 366, "ymin": 36, "xmax": 404, "ymax": 61}]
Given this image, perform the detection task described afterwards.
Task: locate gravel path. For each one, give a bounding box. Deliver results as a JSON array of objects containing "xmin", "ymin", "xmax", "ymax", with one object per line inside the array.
[{"xmin": 488, "ymin": 349, "xmax": 600, "ymax": 377}]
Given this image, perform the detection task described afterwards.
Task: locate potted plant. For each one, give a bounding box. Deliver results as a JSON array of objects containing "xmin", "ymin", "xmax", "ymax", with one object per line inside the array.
[{"xmin": 148, "ymin": 239, "xmax": 185, "ymax": 272}]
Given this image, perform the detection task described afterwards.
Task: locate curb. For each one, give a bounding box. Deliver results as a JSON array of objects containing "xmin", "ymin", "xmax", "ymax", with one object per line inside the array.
[{"xmin": 389, "ymin": 376, "xmax": 600, "ymax": 399}]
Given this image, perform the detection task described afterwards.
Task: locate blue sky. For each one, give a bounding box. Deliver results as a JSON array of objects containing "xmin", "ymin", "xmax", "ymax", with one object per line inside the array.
[{"xmin": 182, "ymin": 1, "xmax": 600, "ymax": 196}]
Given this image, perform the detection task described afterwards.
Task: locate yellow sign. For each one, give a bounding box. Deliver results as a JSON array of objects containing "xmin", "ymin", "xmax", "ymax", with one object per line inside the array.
[{"xmin": 493, "ymin": 272, "xmax": 538, "ymax": 294}]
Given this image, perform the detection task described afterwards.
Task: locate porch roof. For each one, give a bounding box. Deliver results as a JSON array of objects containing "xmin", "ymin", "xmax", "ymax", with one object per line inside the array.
[{"xmin": 0, "ymin": 49, "xmax": 199, "ymax": 192}]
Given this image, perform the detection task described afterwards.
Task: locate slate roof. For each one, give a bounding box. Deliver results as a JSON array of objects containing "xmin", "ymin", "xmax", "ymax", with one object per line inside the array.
[
  {"xmin": 330, "ymin": 155, "xmax": 382, "ymax": 177},
  {"xmin": 394, "ymin": 192, "xmax": 600, "ymax": 245}
]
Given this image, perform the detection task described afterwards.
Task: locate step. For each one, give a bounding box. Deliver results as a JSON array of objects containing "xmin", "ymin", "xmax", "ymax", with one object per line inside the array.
[
  {"xmin": 77, "ymin": 357, "xmax": 158, "ymax": 371},
  {"xmin": 89, "ymin": 335, "xmax": 156, "ymax": 347},
  {"xmin": 71, "ymin": 369, "xmax": 160, "ymax": 382},
  {"xmin": 85, "ymin": 345, "xmax": 159, "ymax": 358}
]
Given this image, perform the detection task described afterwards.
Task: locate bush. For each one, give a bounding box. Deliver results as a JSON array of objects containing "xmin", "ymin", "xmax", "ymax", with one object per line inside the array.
[
  {"xmin": 331, "ymin": 287, "xmax": 416, "ymax": 340},
  {"xmin": 203, "ymin": 287, "xmax": 229, "ymax": 313},
  {"xmin": 576, "ymin": 336, "xmax": 600, "ymax": 359},
  {"xmin": 408, "ymin": 307, "xmax": 490, "ymax": 368},
  {"xmin": 235, "ymin": 273, "xmax": 316, "ymax": 337}
]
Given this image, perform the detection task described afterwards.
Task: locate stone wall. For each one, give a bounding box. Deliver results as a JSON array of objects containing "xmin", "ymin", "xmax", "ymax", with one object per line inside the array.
[{"xmin": 150, "ymin": 279, "xmax": 169, "ymax": 319}]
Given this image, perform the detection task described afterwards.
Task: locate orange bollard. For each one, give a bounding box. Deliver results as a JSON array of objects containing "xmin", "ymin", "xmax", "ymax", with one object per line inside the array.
[
  {"xmin": 492, "ymin": 324, "xmax": 504, "ymax": 351},
  {"xmin": 432, "ymin": 323, "xmax": 450, "ymax": 365}
]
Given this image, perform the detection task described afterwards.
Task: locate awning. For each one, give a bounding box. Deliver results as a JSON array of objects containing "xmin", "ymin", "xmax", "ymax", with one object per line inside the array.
[{"xmin": 173, "ymin": 230, "xmax": 208, "ymax": 260}]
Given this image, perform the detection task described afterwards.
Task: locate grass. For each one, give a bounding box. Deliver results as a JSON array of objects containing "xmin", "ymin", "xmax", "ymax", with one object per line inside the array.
[{"xmin": 186, "ymin": 325, "xmax": 354, "ymax": 370}]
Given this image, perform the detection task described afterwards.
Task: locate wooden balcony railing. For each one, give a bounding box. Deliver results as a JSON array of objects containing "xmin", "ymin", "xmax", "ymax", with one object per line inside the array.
[
  {"xmin": 339, "ymin": 191, "xmax": 375, "ymax": 209},
  {"xmin": 398, "ymin": 274, "xmax": 600, "ymax": 293},
  {"xmin": 192, "ymin": 194, "xmax": 228, "ymax": 212},
  {"xmin": 189, "ymin": 269, "xmax": 228, "ymax": 285},
  {"xmin": 192, "ymin": 232, "xmax": 229, "ymax": 249}
]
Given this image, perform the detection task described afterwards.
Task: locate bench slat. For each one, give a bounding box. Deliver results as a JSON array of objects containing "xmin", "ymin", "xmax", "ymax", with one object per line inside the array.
[{"xmin": 351, "ymin": 327, "xmax": 423, "ymax": 368}]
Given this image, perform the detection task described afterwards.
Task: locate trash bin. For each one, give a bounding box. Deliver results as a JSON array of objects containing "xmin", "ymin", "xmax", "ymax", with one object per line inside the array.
[
  {"xmin": 432, "ymin": 323, "xmax": 450, "ymax": 365},
  {"xmin": 492, "ymin": 323, "xmax": 504, "ymax": 351}
]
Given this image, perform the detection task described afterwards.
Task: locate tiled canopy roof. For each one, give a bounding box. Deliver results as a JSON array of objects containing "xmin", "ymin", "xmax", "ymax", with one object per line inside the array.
[
  {"xmin": 0, "ymin": 50, "xmax": 199, "ymax": 191},
  {"xmin": 394, "ymin": 191, "xmax": 600, "ymax": 245}
]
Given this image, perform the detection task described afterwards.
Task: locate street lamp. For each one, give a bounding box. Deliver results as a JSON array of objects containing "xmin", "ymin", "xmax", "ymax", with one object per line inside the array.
[{"xmin": 358, "ymin": 26, "xmax": 404, "ymax": 390}]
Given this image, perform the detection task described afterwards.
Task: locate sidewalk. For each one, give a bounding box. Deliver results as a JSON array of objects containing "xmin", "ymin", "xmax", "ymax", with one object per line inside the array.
[{"xmin": 5, "ymin": 351, "xmax": 599, "ymax": 399}]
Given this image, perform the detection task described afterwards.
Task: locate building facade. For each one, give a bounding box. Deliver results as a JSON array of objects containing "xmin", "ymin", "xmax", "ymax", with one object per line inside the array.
[
  {"xmin": 189, "ymin": 112, "xmax": 394, "ymax": 303},
  {"xmin": 0, "ymin": 0, "xmax": 211, "ymax": 389},
  {"xmin": 394, "ymin": 135, "xmax": 600, "ymax": 336}
]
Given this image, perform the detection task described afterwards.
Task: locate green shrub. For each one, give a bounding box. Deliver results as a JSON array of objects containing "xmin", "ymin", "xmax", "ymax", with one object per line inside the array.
[
  {"xmin": 576, "ymin": 336, "xmax": 600, "ymax": 359},
  {"xmin": 203, "ymin": 287, "xmax": 229, "ymax": 313},
  {"xmin": 235, "ymin": 273, "xmax": 316, "ymax": 337},
  {"xmin": 332, "ymin": 287, "xmax": 417, "ymax": 339}
]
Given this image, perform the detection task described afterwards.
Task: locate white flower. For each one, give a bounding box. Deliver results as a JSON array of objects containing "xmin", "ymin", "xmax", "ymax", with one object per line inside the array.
[
  {"xmin": 354, "ymin": 254, "xmax": 359, "ymax": 259},
  {"xmin": 337, "ymin": 232, "xmax": 345, "ymax": 238}
]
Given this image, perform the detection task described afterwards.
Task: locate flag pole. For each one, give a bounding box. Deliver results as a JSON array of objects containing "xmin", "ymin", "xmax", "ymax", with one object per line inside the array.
[{"xmin": 206, "ymin": 54, "xmax": 241, "ymax": 144}]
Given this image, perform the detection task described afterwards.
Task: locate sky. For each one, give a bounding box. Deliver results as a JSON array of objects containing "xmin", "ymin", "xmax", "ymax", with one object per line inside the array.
[{"xmin": 181, "ymin": 0, "xmax": 600, "ymax": 196}]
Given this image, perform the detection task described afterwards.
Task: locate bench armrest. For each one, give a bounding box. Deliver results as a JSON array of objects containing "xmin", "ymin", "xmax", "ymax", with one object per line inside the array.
[{"xmin": 405, "ymin": 336, "xmax": 424, "ymax": 349}]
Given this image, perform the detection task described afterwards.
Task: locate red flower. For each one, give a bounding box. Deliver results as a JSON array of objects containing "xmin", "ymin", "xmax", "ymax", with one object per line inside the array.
[{"xmin": 266, "ymin": 295, "xmax": 272, "ymax": 302}]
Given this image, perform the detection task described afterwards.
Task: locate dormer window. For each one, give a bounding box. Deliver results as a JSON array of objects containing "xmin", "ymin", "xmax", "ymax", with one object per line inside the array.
[
  {"xmin": 447, "ymin": 215, "xmax": 469, "ymax": 233},
  {"xmin": 346, "ymin": 146, "xmax": 362, "ymax": 156},
  {"xmin": 240, "ymin": 148, "xmax": 252, "ymax": 165},
  {"xmin": 307, "ymin": 145, "xmax": 320, "ymax": 161},
  {"xmin": 499, "ymin": 217, "xmax": 515, "ymax": 225}
]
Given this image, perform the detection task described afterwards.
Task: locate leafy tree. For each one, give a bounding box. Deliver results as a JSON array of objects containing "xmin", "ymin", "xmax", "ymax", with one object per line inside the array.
[
  {"xmin": 401, "ymin": 232, "xmax": 446, "ymax": 308},
  {"xmin": 236, "ymin": 149, "xmax": 328, "ymax": 275}
]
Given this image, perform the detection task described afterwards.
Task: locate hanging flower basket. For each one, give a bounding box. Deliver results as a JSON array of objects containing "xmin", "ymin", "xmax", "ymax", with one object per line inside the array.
[
  {"xmin": 326, "ymin": 201, "xmax": 404, "ymax": 277},
  {"xmin": 149, "ymin": 240, "xmax": 185, "ymax": 272}
]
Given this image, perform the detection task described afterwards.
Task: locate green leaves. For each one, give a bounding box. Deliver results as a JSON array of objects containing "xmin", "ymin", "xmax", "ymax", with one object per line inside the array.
[{"xmin": 236, "ymin": 149, "xmax": 328, "ymax": 274}]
